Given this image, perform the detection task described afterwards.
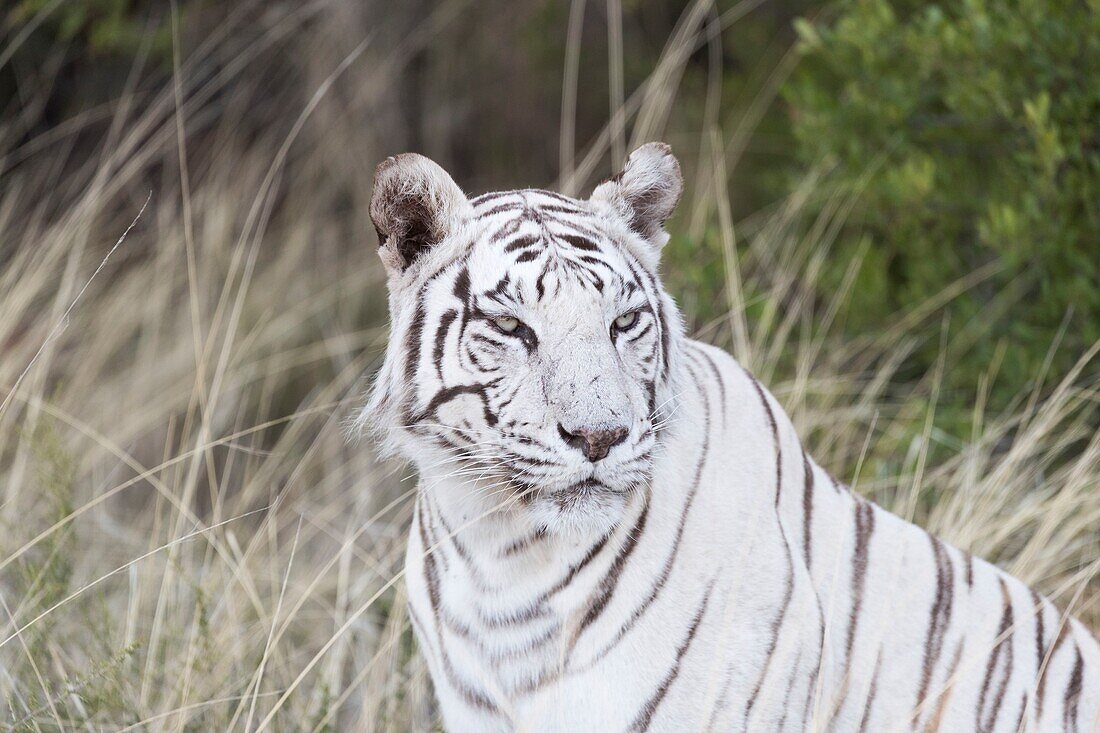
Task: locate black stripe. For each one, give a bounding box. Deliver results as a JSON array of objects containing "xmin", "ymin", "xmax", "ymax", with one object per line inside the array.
[
  {"xmin": 417, "ymin": 502, "xmax": 498, "ymax": 712},
  {"xmin": 742, "ymin": 368, "xmax": 795, "ymax": 724},
  {"xmin": 419, "ymin": 495, "xmax": 449, "ymax": 572},
  {"xmin": 503, "ymin": 234, "xmax": 541, "ymax": 253},
  {"xmin": 469, "ymin": 332, "xmax": 507, "ymax": 350},
  {"xmin": 537, "ymin": 531, "xmax": 614, "ymax": 601},
  {"xmin": 1063, "ymin": 647, "xmax": 1084, "ymax": 731},
  {"xmin": 690, "ymin": 345, "xmax": 727, "ymax": 429},
  {"xmin": 745, "ymin": 372, "xmax": 782, "ymax": 506},
  {"xmin": 453, "ymin": 266, "xmax": 471, "ymax": 302},
  {"xmin": 915, "ymin": 535, "xmax": 955, "ymax": 723},
  {"xmin": 836, "ymin": 497, "xmax": 876, "ymax": 722},
  {"xmin": 621, "ymin": 254, "xmax": 671, "ymax": 381},
  {"xmin": 471, "ymin": 191, "xmax": 521, "ymax": 207},
  {"xmin": 656, "ymin": 298, "xmax": 672, "ymax": 380},
  {"xmin": 538, "ymin": 203, "xmax": 586, "ymax": 215},
  {"xmin": 500, "ymin": 528, "xmax": 547, "ymax": 558},
  {"xmin": 558, "ymin": 233, "xmax": 601, "ymax": 251},
  {"xmin": 856, "ymin": 652, "xmax": 883, "ymax": 732},
  {"xmin": 628, "ymin": 581, "xmax": 714, "ymax": 732},
  {"xmin": 625, "ymin": 322, "xmax": 655, "ymax": 345},
  {"xmin": 486, "ymin": 621, "xmax": 562, "ymax": 666},
  {"xmin": 976, "ymin": 579, "xmax": 1015, "ymax": 733},
  {"xmin": 432, "ymin": 309, "xmax": 458, "ymax": 379},
  {"xmin": 488, "ymin": 215, "xmax": 524, "ymax": 243},
  {"xmin": 419, "ymin": 382, "xmax": 499, "ymax": 427},
  {"xmin": 477, "ymin": 601, "xmax": 552, "ymax": 630},
  {"xmin": 1031, "ymin": 589, "xmax": 1046, "ymax": 686},
  {"xmin": 401, "ymin": 299, "xmax": 428, "ymax": 425},
  {"xmin": 776, "ymin": 646, "xmax": 806, "ymax": 731},
  {"xmin": 430, "ymin": 494, "xmax": 493, "ymax": 591},
  {"xmin": 478, "ymin": 202, "xmax": 525, "ymax": 217},
  {"xmin": 571, "ymin": 490, "xmax": 652, "ymax": 643},
  {"xmin": 535, "ymin": 260, "xmax": 552, "ymax": 300},
  {"xmin": 547, "ymin": 218, "xmax": 604, "ymax": 242}
]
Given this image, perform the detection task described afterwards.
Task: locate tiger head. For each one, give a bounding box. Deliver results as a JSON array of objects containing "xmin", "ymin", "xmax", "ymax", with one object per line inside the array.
[{"xmin": 360, "ymin": 143, "xmax": 684, "ymax": 536}]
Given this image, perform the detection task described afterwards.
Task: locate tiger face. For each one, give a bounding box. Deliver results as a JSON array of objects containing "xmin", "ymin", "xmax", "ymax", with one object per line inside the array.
[{"xmin": 362, "ymin": 144, "xmax": 684, "ymax": 536}]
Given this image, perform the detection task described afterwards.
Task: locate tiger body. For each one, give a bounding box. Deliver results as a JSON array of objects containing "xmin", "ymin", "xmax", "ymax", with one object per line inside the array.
[{"xmin": 362, "ymin": 144, "xmax": 1100, "ymax": 732}]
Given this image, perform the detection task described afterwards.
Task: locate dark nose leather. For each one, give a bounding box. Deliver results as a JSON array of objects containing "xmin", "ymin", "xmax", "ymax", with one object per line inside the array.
[{"xmin": 558, "ymin": 424, "xmax": 629, "ymax": 462}]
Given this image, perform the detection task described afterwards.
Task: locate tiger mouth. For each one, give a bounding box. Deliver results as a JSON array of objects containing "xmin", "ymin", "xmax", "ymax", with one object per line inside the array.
[
  {"xmin": 548, "ymin": 479, "xmax": 621, "ymax": 511},
  {"xmin": 503, "ymin": 448, "xmax": 655, "ymax": 503},
  {"xmin": 568, "ymin": 478, "xmax": 610, "ymax": 493},
  {"xmin": 510, "ymin": 476, "xmax": 616, "ymax": 503}
]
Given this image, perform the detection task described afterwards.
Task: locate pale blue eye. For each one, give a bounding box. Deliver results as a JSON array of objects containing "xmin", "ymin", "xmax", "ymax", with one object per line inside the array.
[{"xmin": 494, "ymin": 316, "xmax": 520, "ymax": 333}]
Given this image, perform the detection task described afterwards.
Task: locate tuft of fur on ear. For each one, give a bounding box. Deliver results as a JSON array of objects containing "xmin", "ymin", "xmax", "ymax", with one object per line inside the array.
[
  {"xmin": 590, "ymin": 142, "xmax": 683, "ymax": 250},
  {"xmin": 370, "ymin": 153, "xmax": 470, "ymax": 274}
]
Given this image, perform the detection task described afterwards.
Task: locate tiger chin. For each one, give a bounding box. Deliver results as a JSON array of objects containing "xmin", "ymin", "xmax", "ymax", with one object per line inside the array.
[{"xmin": 355, "ymin": 144, "xmax": 1100, "ymax": 732}]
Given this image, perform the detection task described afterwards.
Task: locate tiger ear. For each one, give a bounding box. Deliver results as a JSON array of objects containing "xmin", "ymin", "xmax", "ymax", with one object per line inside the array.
[
  {"xmin": 370, "ymin": 153, "xmax": 471, "ymax": 276},
  {"xmin": 590, "ymin": 142, "xmax": 682, "ymax": 253}
]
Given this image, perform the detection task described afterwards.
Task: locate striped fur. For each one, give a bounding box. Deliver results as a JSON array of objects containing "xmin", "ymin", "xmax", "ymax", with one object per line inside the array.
[{"xmin": 359, "ymin": 144, "xmax": 1100, "ymax": 732}]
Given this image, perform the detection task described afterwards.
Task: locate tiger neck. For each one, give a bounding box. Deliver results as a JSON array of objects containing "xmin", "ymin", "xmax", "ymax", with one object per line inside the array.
[{"xmin": 415, "ymin": 470, "xmax": 649, "ymax": 589}]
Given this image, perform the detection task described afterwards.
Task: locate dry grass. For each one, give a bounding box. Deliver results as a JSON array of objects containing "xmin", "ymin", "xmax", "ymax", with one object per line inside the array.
[{"xmin": 1, "ymin": 3, "xmax": 1097, "ymax": 730}]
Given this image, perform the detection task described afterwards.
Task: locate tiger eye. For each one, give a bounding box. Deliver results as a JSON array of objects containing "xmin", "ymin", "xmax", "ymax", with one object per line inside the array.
[
  {"xmin": 614, "ymin": 311, "xmax": 638, "ymax": 330},
  {"xmin": 494, "ymin": 316, "xmax": 521, "ymax": 333}
]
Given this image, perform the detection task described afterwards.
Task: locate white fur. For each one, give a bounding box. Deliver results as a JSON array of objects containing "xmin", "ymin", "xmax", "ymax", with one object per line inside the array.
[{"xmin": 359, "ymin": 144, "xmax": 1100, "ymax": 732}]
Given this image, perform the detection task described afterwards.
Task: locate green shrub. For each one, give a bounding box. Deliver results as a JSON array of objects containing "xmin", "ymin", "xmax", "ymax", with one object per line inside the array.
[{"xmin": 784, "ymin": 0, "xmax": 1100, "ymax": 408}]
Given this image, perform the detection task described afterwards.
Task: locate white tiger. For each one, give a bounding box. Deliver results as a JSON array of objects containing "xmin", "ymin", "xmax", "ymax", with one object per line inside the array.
[{"xmin": 359, "ymin": 143, "xmax": 1100, "ymax": 732}]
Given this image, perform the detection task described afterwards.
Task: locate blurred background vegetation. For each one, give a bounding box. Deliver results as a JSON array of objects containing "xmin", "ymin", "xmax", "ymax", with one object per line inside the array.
[
  {"xmin": 5, "ymin": 0, "xmax": 1096, "ymax": 427},
  {"xmin": 2, "ymin": 0, "xmax": 1098, "ymax": 729}
]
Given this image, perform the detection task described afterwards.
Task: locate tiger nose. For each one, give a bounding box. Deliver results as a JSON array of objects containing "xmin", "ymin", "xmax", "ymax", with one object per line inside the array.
[{"xmin": 557, "ymin": 424, "xmax": 629, "ymax": 462}]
